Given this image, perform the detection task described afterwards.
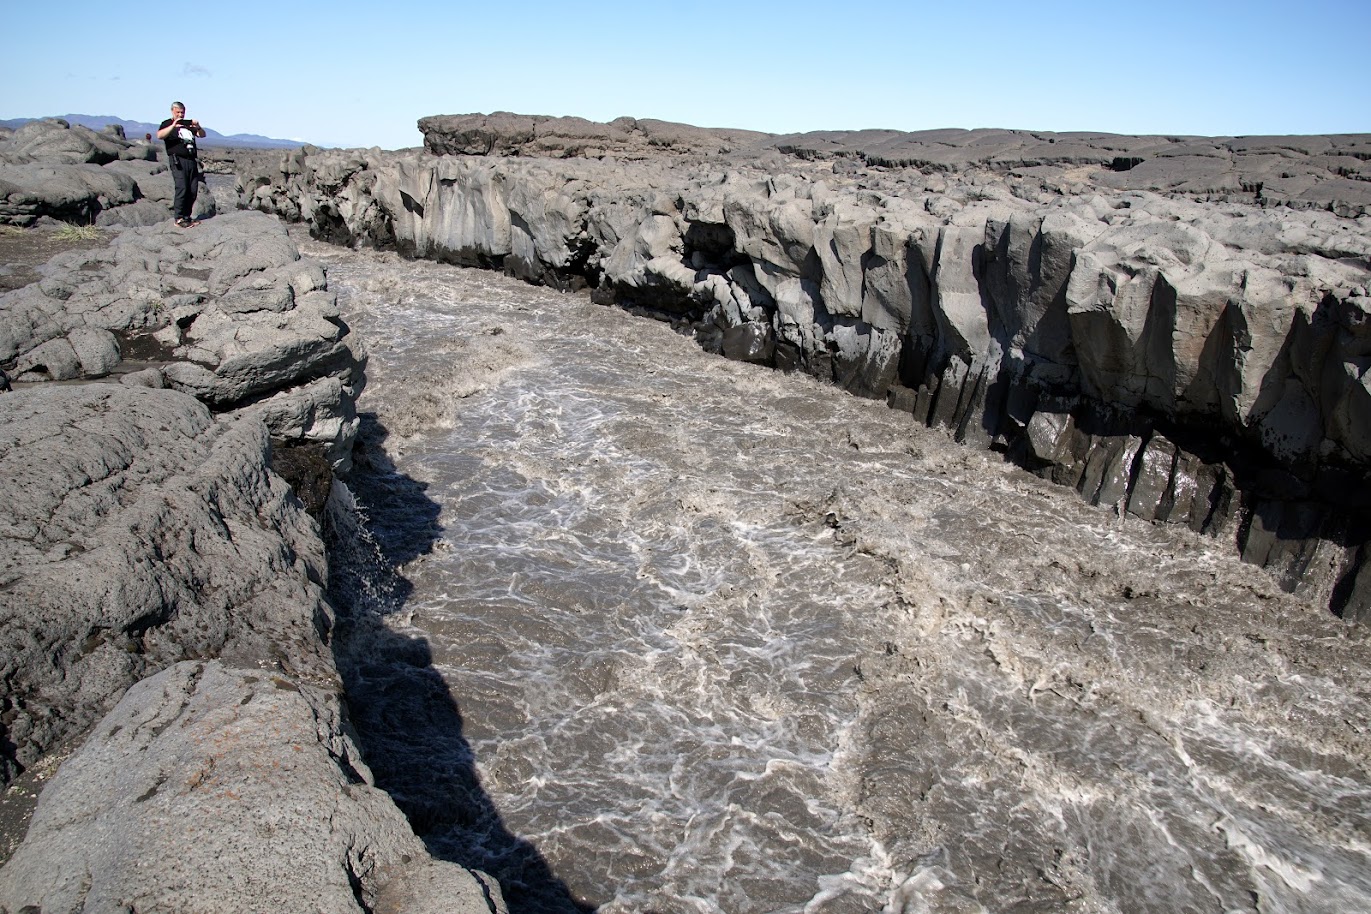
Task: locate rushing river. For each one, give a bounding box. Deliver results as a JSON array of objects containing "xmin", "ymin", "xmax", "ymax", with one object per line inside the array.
[{"xmin": 300, "ymin": 235, "xmax": 1371, "ymax": 914}]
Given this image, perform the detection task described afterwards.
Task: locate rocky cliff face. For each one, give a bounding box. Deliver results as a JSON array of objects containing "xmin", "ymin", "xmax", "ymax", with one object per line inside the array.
[{"xmin": 237, "ymin": 115, "xmax": 1371, "ymax": 620}]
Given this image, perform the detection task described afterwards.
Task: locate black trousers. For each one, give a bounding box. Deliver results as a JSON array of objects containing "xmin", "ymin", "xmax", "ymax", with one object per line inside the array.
[{"xmin": 170, "ymin": 156, "xmax": 199, "ymax": 219}]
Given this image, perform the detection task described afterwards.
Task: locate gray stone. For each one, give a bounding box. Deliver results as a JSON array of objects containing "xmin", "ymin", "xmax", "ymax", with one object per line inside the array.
[
  {"xmin": 0, "ymin": 199, "xmax": 506, "ymax": 909},
  {"xmin": 1025, "ymin": 409, "xmax": 1071, "ymax": 463},
  {"xmin": 418, "ymin": 111, "xmax": 766, "ymax": 160},
  {"xmin": 1096, "ymin": 435, "xmax": 1143, "ymax": 510},
  {"xmin": 68, "ymin": 325, "xmax": 121, "ymax": 376},
  {"xmin": 721, "ymin": 321, "xmax": 774, "ymax": 363},
  {"xmin": 0, "ymin": 118, "xmax": 216, "ymax": 227},
  {"xmin": 930, "ymin": 358, "xmax": 970, "ymax": 431},
  {"xmin": 0, "ymin": 660, "xmax": 502, "ymax": 914},
  {"xmin": 0, "ymin": 385, "xmax": 335, "ymax": 781},
  {"xmin": 120, "ymin": 366, "xmax": 167, "ymax": 388},
  {"xmin": 932, "ymin": 224, "xmax": 994, "ymax": 362},
  {"xmin": 0, "ymin": 163, "xmax": 139, "ymax": 225},
  {"xmin": 238, "ymin": 374, "xmax": 362, "ymax": 473},
  {"xmin": 832, "ymin": 322, "xmax": 902, "ymax": 399},
  {"xmin": 1127, "ymin": 435, "xmax": 1179, "ymax": 521},
  {"xmin": 0, "ymin": 211, "xmax": 363, "ymax": 466},
  {"xmin": 13, "ymin": 335, "xmax": 81, "ymax": 380},
  {"xmin": 0, "ymin": 118, "xmax": 152, "ymax": 167},
  {"xmin": 376, "ymin": 859, "xmax": 507, "ymax": 914}
]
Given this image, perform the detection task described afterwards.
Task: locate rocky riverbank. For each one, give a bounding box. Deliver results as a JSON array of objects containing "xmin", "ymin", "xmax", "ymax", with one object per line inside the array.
[
  {"xmin": 235, "ymin": 113, "xmax": 1371, "ymax": 620},
  {"xmin": 0, "ymin": 210, "xmax": 502, "ymax": 910}
]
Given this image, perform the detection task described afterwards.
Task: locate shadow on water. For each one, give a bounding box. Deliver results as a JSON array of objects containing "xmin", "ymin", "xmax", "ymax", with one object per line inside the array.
[{"xmin": 326, "ymin": 413, "xmax": 595, "ymax": 913}]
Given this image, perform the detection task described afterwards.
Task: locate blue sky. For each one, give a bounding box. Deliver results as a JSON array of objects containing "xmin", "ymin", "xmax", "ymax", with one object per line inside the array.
[{"xmin": 3, "ymin": 0, "xmax": 1367, "ymax": 149}]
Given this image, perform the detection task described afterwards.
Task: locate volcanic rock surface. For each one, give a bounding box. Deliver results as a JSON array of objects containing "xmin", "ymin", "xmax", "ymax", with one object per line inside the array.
[
  {"xmin": 0, "ymin": 118, "xmax": 215, "ymax": 226},
  {"xmin": 0, "ymin": 210, "xmax": 363, "ymax": 468},
  {"xmin": 0, "ymin": 658, "xmax": 501, "ymax": 914},
  {"xmin": 0, "ymin": 189, "xmax": 499, "ymax": 906},
  {"xmin": 238, "ymin": 113, "xmax": 1371, "ymax": 619}
]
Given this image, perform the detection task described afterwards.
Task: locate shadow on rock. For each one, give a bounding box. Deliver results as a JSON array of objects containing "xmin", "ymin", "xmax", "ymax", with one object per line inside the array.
[{"xmin": 327, "ymin": 412, "xmax": 595, "ymax": 913}]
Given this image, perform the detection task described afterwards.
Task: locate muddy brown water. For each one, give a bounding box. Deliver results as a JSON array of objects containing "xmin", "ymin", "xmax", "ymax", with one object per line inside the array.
[{"xmin": 308, "ymin": 232, "xmax": 1370, "ymax": 914}]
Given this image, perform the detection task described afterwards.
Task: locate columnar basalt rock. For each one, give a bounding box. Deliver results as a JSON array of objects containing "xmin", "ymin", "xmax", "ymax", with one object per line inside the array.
[{"xmin": 236, "ymin": 116, "xmax": 1371, "ymax": 620}]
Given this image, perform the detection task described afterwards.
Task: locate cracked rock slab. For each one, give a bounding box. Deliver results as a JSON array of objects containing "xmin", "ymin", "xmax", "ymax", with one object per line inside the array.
[{"xmin": 0, "ymin": 660, "xmax": 504, "ymax": 914}]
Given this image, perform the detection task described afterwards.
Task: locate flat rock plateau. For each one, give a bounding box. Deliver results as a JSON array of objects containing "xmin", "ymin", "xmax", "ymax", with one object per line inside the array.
[{"xmin": 0, "ymin": 112, "xmax": 1368, "ymax": 911}]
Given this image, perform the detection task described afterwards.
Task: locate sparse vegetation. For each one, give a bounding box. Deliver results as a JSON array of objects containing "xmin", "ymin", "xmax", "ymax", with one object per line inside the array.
[{"xmin": 53, "ymin": 224, "xmax": 102, "ymax": 242}]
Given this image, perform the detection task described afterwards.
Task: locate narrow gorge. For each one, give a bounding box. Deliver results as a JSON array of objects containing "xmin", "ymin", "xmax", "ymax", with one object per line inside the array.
[
  {"xmin": 239, "ymin": 113, "xmax": 1371, "ymax": 622},
  {"xmin": 2, "ymin": 115, "xmax": 1369, "ymax": 912}
]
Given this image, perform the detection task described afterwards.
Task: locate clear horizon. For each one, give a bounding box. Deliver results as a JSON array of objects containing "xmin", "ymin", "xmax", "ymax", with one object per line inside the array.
[{"xmin": 4, "ymin": 0, "xmax": 1368, "ymax": 151}]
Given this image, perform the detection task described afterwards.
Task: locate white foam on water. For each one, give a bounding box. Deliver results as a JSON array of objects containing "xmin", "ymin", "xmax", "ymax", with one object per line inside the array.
[{"xmin": 310, "ymin": 239, "xmax": 1371, "ymax": 914}]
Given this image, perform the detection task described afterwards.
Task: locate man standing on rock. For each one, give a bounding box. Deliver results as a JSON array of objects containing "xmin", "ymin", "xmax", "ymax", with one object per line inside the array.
[{"xmin": 156, "ymin": 101, "xmax": 206, "ymax": 228}]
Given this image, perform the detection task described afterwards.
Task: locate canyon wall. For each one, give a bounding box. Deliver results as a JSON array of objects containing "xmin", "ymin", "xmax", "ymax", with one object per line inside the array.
[{"xmin": 236, "ymin": 115, "xmax": 1371, "ymax": 620}]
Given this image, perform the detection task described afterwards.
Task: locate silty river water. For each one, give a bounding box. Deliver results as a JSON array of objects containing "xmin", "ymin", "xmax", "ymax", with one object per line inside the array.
[{"xmin": 300, "ymin": 234, "xmax": 1371, "ymax": 914}]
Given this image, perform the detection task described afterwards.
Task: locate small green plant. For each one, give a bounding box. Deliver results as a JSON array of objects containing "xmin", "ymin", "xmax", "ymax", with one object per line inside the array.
[{"xmin": 53, "ymin": 224, "xmax": 102, "ymax": 242}]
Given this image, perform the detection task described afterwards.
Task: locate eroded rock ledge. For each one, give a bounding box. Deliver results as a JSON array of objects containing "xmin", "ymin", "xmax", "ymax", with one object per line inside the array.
[
  {"xmin": 0, "ymin": 211, "xmax": 362, "ymax": 469},
  {"xmin": 238, "ymin": 113, "xmax": 1371, "ymax": 620},
  {"xmin": 0, "ymin": 214, "xmax": 502, "ymax": 910}
]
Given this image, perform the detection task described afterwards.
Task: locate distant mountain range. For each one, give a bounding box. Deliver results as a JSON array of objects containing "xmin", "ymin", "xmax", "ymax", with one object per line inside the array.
[{"xmin": 0, "ymin": 114, "xmax": 306, "ymax": 149}]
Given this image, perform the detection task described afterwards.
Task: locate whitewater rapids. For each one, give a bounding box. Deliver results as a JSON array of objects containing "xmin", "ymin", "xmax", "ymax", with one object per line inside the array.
[{"xmin": 306, "ymin": 235, "xmax": 1371, "ymax": 914}]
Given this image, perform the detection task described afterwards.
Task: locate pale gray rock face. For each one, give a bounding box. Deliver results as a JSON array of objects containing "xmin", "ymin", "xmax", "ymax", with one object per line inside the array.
[
  {"xmin": 0, "ymin": 660, "xmax": 503, "ymax": 914},
  {"xmin": 0, "ymin": 211, "xmax": 362, "ymax": 467},
  {"xmin": 237, "ymin": 116, "xmax": 1371, "ymax": 618},
  {"xmin": 0, "ymin": 118, "xmax": 154, "ymax": 166},
  {"xmin": 0, "ymin": 197, "xmax": 500, "ymax": 909},
  {"xmin": 0, "ymin": 384, "xmax": 501, "ymax": 913}
]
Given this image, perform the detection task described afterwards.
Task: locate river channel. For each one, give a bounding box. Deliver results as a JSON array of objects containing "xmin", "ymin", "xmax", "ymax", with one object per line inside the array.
[{"xmin": 304, "ymin": 236, "xmax": 1371, "ymax": 914}]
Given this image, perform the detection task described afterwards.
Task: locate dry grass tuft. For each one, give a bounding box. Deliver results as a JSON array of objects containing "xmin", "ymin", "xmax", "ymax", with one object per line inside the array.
[{"xmin": 53, "ymin": 224, "xmax": 102, "ymax": 242}]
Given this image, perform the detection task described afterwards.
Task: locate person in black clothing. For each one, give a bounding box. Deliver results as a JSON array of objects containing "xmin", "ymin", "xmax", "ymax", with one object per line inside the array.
[{"xmin": 157, "ymin": 101, "xmax": 207, "ymax": 227}]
